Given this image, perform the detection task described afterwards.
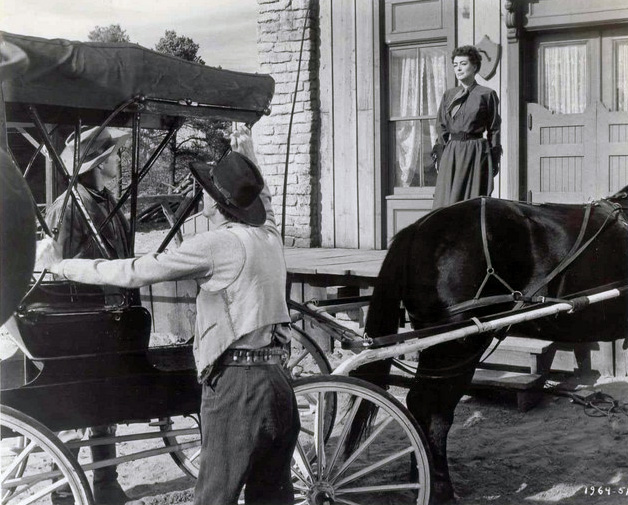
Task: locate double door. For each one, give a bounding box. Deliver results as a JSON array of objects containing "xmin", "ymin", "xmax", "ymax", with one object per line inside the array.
[{"xmin": 526, "ymin": 28, "xmax": 628, "ymax": 203}]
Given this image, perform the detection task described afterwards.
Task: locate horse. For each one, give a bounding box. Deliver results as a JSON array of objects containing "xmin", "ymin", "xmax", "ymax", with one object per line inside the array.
[{"xmin": 350, "ymin": 187, "xmax": 628, "ymax": 503}]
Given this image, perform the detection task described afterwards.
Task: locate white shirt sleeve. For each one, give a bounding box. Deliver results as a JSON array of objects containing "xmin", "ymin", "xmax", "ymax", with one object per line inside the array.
[{"xmin": 50, "ymin": 232, "xmax": 223, "ymax": 288}]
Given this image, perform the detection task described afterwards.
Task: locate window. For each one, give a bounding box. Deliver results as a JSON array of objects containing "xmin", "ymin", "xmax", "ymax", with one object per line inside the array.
[
  {"xmin": 389, "ymin": 44, "xmax": 449, "ymax": 188},
  {"xmin": 540, "ymin": 42, "xmax": 588, "ymax": 114}
]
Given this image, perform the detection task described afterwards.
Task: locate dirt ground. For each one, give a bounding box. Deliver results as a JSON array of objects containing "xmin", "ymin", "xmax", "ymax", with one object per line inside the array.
[
  {"xmin": 447, "ymin": 378, "xmax": 628, "ymax": 505},
  {"xmin": 1, "ymin": 328, "xmax": 626, "ymax": 504},
  {"xmin": 111, "ymin": 381, "xmax": 628, "ymax": 505},
  {"xmin": 111, "ymin": 356, "xmax": 628, "ymax": 505}
]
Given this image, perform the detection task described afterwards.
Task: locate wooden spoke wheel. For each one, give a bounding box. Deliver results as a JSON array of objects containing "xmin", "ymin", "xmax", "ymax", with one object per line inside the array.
[
  {"xmin": 287, "ymin": 326, "xmax": 333, "ymax": 380},
  {"xmin": 0, "ymin": 405, "xmax": 93, "ymax": 505},
  {"xmin": 159, "ymin": 415, "xmax": 202, "ymax": 479},
  {"xmin": 292, "ymin": 376, "xmax": 431, "ymax": 505}
]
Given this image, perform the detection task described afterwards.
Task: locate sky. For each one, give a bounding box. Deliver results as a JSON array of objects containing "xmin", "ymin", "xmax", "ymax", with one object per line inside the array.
[{"xmin": 0, "ymin": 0, "xmax": 260, "ymax": 72}]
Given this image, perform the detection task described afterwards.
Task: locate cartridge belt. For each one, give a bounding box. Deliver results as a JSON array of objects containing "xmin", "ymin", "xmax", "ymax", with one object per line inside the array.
[{"xmin": 216, "ymin": 347, "xmax": 288, "ymax": 367}]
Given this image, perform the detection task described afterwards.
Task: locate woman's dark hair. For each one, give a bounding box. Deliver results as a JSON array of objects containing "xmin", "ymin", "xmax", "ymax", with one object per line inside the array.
[{"xmin": 451, "ymin": 45, "xmax": 482, "ymax": 71}]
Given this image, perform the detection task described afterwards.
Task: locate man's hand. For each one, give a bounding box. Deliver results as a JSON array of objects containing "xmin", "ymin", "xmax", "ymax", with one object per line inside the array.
[
  {"xmin": 230, "ymin": 125, "xmax": 259, "ymax": 164},
  {"xmin": 35, "ymin": 236, "xmax": 63, "ymax": 271}
]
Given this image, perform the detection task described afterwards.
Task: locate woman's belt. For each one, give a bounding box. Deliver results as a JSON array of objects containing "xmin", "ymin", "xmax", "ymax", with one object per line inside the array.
[
  {"xmin": 449, "ymin": 132, "xmax": 483, "ymax": 141},
  {"xmin": 216, "ymin": 346, "xmax": 288, "ymax": 367}
]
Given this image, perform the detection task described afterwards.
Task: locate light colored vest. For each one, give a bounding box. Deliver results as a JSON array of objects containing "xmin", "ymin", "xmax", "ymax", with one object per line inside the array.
[{"xmin": 192, "ymin": 224, "xmax": 290, "ymax": 381}]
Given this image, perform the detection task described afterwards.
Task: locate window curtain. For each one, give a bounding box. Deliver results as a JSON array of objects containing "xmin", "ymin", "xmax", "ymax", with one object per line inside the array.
[
  {"xmin": 617, "ymin": 40, "xmax": 628, "ymax": 112},
  {"xmin": 542, "ymin": 44, "xmax": 587, "ymax": 114},
  {"xmin": 421, "ymin": 47, "xmax": 447, "ymax": 162},
  {"xmin": 394, "ymin": 47, "xmax": 447, "ymax": 187}
]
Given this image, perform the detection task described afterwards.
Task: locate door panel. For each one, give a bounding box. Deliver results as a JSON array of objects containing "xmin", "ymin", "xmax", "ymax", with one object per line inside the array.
[
  {"xmin": 527, "ymin": 28, "xmax": 628, "ymax": 203},
  {"xmin": 526, "ymin": 102, "xmax": 596, "ymax": 203},
  {"xmin": 598, "ymin": 105, "xmax": 628, "ymax": 196}
]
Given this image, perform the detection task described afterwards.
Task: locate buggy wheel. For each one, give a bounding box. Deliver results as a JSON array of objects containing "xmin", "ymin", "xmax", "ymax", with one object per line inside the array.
[
  {"xmin": 159, "ymin": 415, "xmax": 201, "ymax": 479},
  {"xmin": 0, "ymin": 405, "xmax": 93, "ymax": 505},
  {"xmin": 292, "ymin": 376, "xmax": 431, "ymax": 505},
  {"xmin": 288, "ymin": 326, "xmax": 332, "ymax": 380}
]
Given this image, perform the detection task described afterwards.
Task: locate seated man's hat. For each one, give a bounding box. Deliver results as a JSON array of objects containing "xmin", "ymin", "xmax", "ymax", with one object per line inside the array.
[{"xmin": 61, "ymin": 127, "xmax": 130, "ymax": 175}]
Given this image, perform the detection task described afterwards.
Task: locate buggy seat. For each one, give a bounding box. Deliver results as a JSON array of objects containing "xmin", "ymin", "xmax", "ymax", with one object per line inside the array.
[{"xmin": 7, "ymin": 281, "xmax": 150, "ymax": 361}]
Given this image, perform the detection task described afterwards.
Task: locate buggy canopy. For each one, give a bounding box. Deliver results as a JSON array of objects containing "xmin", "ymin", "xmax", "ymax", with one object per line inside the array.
[{"xmin": 1, "ymin": 32, "xmax": 275, "ymax": 128}]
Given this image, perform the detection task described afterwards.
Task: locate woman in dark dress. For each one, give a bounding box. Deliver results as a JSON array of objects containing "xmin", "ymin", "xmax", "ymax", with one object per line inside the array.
[{"xmin": 432, "ymin": 45, "xmax": 501, "ymax": 208}]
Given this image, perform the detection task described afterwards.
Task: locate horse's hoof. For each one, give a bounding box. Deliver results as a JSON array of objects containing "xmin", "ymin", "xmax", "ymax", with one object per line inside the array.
[{"xmin": 430, "ymin": 483, "xmax": 457, "ymax": 504}]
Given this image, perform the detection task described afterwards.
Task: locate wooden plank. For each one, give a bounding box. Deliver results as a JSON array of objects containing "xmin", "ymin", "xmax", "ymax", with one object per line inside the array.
[
  {"xmin": 320, "ymin": 0, "xmax": 335, "ymax": 247},
  {"xmin": 372, "ymin": 0, "xmax": 383, "ymax": 249},
  {"xmin": 290, "ymin": 282, "xmax": 332, "ymax": 351},
  {"xmin": 139, "ymin": 280, "xmax": 197, "ymax": 339},
  {"xmin": 472, "ymin": 369, "xmax": 544, "ymax": 390},
  {"xmin": 332, "ymin": 0, "xmax": 359, "ymax": 248},
  {"xmin": 349, "ymin": 261, "xmax": 384, "ymax": 278},
  {"xmin": 356, "ymin": 1, "xmax": 376, "ymax": 249},
  {"xmin": 491, "ymin": 336, "xmax": 553, "ymax": 354},
  {"xmin": 474, "ymin": 0, "xmax": 503, "ymax": 197},
  {"xmin": 173, "ymin": 280, "xmax": 198, "ymax": 339},
  {"xmin": 616, "ymin": 339, "xmax": 628, "ymax": 377},
  {"xmin": 458, "ymin": 0, "xmax": 475, "ymax": 46},
  {"xmin": 284, "ymin": 249, "xmax": 386, "ymax": 279}
]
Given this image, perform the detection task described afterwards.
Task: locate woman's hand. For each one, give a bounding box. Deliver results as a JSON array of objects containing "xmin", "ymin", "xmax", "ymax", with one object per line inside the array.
[{"xmin": 491, "ymin": 146, "xmax": 502, "ymax": 176}]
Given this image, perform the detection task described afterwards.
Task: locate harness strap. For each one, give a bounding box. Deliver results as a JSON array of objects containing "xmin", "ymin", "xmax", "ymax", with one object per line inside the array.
[
  {"xmin": 520, "ymin": 202, "xmax": 620, "ymax": 301},
  {"xmin": 474, "ymin": 198, "xmax": 518, "ymax": 299},
  {"xmin": 444, "ymin": 200, "xmax": 622, "ymax": 319}
]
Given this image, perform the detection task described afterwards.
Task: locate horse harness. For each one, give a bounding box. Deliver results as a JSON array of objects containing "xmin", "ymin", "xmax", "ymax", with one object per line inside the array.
[
  {"xmin": 393, "ymin": 196, "xmax": 624, "ymax": 380},
  {"xmin": 445, "ymin": 197, "xmax": 624, "ymax": 319}
]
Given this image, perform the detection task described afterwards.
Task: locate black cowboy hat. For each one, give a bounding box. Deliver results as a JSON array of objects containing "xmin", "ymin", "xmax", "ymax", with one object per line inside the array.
[{"xmin": 190, "ymin": 151, "xmax": 266, "ymax": 226}]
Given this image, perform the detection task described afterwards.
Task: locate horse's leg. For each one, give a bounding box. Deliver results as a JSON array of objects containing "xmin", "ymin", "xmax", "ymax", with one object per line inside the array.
[
  {"xmin": 406, "ymin": 338, "xmax": 491, "ymax": 504},
  {"xmin": 407, "ymin": 372, "xmax": 474, "ymax": 503}
]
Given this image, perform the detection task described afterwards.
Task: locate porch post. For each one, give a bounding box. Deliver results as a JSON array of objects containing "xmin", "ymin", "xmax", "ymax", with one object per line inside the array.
[{"xmin": 504, "ymin": 0, "xmax": 523, "ymax": 201}]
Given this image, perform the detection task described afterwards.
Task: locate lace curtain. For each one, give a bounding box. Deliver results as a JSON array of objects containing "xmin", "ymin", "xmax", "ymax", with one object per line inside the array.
[
  {"xmin": 392, "ymin": 47, "xmax": 447, "ymax": 187},
  {"xmin": 542, "ymin": 43, "xmax": 587, "ymax": 114}
]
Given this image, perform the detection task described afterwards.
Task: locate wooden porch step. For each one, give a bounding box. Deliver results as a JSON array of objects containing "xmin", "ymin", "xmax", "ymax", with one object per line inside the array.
[
  {"xmin": 471, "ymin": 369, "xmax": 545, "ymax": 411},
  {"xmin": 389, "ymin": 358, "xmax": 546, "ymax": 412},
  {"xmin": 472, "ymin": 368, "xmax": 544, "ymax": 390},
  {"xmin": 480, "ymin": 336, "xmax": 555, "ymax": 374}
]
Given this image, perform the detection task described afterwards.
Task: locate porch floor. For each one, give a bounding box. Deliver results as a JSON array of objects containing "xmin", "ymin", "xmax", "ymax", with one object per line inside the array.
[{"xmin": 283, "ymin": 247, "xmax": 386, "ymax": 288}]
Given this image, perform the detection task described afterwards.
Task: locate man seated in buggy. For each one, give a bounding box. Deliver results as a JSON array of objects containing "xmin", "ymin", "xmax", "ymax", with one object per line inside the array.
[
  {"xmin": 46, "ymin": 127, "xmax": 132, "ymax": 260},
  {"xmin": 45, "ymin": 127, "xmax": 141, "ymax": 505}
]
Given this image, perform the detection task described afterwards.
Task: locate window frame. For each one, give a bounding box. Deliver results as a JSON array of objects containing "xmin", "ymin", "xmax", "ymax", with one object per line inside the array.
[
  {"xmin": 387, "ymin": 40, "xmax": 450, "ymax": 194},
  {"xmin": 534, "ymin": 30, "xmax": 601, "ymax": 114}
]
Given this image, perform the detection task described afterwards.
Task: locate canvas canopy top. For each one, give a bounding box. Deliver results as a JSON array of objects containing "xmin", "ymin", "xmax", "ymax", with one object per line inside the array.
[{"xmin": 1, "ymin": 31, "xmax": 275, "ymax": 128}]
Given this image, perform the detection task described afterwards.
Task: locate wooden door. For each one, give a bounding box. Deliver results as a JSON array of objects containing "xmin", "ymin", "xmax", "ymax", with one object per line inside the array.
[
  {"xmin": 526, "ymin": 28, "xmax": 628, "ymax": 203},
  {"xmin": 526, "ymin": 102, "xmax": 597, "ymax": 203},
  {"xmin": 597, "ymin": 105, "xmax": 628, "ymax": 196},
  {"xmin": 598, "ymin": 31, "xmax": 628, "ymax": 196}
]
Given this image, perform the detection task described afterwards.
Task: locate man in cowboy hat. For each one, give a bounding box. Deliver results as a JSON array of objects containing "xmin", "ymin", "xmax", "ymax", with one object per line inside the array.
[
  {"xmin": 38, "ymin": 126, "xmax": 300, "ymax": 505},
  {"xmin": 45, "ymin": 126, "xmax": 132, "ymax": 259},
  {"xmin": 45, "ymin": 126, "xmax": 140, "ymax": 505}
]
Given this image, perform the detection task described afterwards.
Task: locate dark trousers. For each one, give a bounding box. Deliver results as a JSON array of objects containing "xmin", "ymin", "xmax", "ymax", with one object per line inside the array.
[{"xmin": 193, "ymin": 364, "xmax": 300, "ymax": 505}]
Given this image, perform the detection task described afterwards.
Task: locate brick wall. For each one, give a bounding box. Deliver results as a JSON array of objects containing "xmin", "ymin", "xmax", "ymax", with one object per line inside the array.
[{"xmin": 256, "ymin": 0, "xmax": 319, "ymax": 247}]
